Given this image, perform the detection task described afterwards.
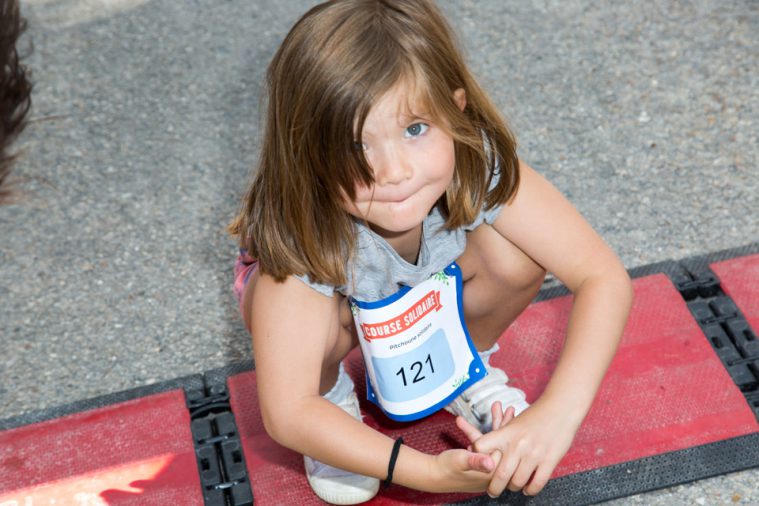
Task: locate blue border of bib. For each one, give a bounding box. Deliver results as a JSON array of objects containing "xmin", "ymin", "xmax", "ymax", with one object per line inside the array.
[
  {"xmin": 350, "ymin": 284, "xmax": 411, "ymax": 310},
  {"xmin": 355, "ymin": 262, "xmax": 488, "ymax": 422}
]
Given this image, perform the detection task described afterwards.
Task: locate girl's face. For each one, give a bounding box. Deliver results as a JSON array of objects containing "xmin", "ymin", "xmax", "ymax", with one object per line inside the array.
[{"xmin": 344, "ymin": 83, "xmax": 465, "ymax": 246}]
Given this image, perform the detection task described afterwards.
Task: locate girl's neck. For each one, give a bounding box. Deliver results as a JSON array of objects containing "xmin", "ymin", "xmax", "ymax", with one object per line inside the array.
[{"xmin": 369, "ymin": 223, "xmax": 423, "ymax": 265}]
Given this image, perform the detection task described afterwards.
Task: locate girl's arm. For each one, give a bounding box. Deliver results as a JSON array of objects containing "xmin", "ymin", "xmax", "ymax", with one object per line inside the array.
[
  {"xmin": 250, "ymin": 272, "xmax": 498, "ymax": 493},
  {"xmin": 468, "ymin": 161, "xmax": 633, "ymax": 497}
]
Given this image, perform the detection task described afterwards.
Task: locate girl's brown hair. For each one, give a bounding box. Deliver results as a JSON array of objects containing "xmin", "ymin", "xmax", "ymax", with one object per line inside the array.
[
  {"xmin": 0, "ymin": 0, "xmax": 32, "ymax": 205},
  {"xmin": 229, "ymin": 0, "xmax": 519, "ymax": 285}
]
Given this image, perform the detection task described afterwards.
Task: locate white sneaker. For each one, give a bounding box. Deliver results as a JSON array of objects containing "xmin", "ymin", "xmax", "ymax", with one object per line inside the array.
[
  {"xmin": 304, "ymin": 390, "xmax": 380, "ymax": 504},
  {"xmin": 444, "ymin": 363, "xmax": 529, "ymax": 433}
]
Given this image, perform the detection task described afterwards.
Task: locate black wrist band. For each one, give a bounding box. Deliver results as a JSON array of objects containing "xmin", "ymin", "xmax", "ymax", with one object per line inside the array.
[{"xmin": 384, "ymin": 437, "xmax": 404, "ymax": 488}]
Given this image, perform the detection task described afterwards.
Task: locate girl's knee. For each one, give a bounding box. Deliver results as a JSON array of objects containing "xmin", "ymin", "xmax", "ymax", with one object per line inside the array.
[
  {"xmin": 466, "ymin": 224, "xmax": 546, "ymax": 293},
  {"xmin": 325, "ymin": 297, "xmax": 359, "ymax": 363},
  {"xmin": 498, "ymin": 256, "xmax": 545, "ymax": 294},
  {"xmin": 320, "ymin": 312, "xmax": 358, "ymax": 394}
]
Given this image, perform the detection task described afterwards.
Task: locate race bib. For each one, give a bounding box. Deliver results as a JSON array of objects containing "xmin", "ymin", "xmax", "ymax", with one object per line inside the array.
[{"xmin": 349, "ymin": 262, "xmax": 486, "ymax": 421}]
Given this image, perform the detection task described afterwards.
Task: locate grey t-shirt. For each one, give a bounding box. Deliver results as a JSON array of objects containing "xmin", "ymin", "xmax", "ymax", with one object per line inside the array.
[{"xmin": 296, "ymin": 199, "xmax": 504, "ymax": 301}]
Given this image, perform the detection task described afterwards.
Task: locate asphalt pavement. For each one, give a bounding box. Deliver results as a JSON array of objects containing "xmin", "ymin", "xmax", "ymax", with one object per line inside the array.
[{"xmin": 2, "ymin": 0, "xmax": 757, "ymax": 504}]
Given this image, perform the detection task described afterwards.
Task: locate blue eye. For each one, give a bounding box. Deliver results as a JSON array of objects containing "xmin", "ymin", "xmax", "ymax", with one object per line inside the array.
[
  {"xmin": 353, "ymin": 141, "xmax": 367, "ymax": 151},
  {"xmin": 404, "ymin": 123, "xmax": 429, "ymax": 138}
]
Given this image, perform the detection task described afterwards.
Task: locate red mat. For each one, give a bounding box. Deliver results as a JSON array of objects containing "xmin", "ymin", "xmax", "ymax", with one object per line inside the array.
[
  {"xmin": 711, "ymin": 253, "xmax": 759, "ymax": 332},
  {"xmin": 229, "ymin": 273, "xmax": 759, "ymax": 505},
  {"xmin": 0, "ymin": 390, "xmax": 202, "ymax": 506}
]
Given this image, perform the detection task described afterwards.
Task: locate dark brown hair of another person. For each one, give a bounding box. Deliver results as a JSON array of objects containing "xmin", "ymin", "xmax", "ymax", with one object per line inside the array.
[{"xmin": 0, "ymin": 0, "xmax": 33, "ymax": 204}]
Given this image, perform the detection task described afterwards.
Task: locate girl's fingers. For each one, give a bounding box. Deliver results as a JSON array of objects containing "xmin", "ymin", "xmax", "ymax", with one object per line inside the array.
[
  {"xmin": 523, "ymin": 464, "xmax": 552, "ymax": 496},
  {"xmin": 489, "ymin": 402, "xmax": 517, "ymax": 433},
  {"xmin": 507, "ymin": 458, "xmax": 538, "ymax": 492},
  {"xmin": 465, "ymin": 451, "xmax": 495, "ymax": 473},
  {"xmin": 489, "ymin": 449, "xmax": 503, "ymax": 470},
  {"xmin": 487, "ymin": 451, "xmax": 518, "ymax": 498},
  {"xmin": 455, "ymin": 415, "xmax": 483, "ymax": 443},
  {"xmin": 491, "ymin": 401, "xmax": 503, "ymax": 431},
  {"xmin": 500, "ymin": 406, "xmax": 516, "ymax": 428}
]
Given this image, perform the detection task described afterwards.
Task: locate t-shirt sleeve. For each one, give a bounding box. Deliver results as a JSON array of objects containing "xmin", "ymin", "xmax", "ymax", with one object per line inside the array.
[
  {"xmin": 294, "ymin": 273, "xmax": 337, "ymax": 298},
  {"xmin": 463, "ymin": 165, "xmax": 505, "ymax": 231}
]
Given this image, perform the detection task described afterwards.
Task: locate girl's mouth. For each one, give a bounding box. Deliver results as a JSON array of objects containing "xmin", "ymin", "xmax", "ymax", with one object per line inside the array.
[{"xmin": 380, "ymin": 190, "xmax": 417, "ymax": 204}]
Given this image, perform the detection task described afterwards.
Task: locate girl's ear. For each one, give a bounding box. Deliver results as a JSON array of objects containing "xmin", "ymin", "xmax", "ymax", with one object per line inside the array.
[{"xmin": 453, "ymin": 88, "xmax": 467, "ymax": 111}]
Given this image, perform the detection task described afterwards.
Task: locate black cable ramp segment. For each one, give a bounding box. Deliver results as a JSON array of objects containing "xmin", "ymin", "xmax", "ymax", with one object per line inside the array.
[
  {"xmin": 186, "ymin": 374, "xmax": 254, "ymax": 506},
  {"xmin": 673, "ymin": 259, "xmax": 759, "ymax": 420}
]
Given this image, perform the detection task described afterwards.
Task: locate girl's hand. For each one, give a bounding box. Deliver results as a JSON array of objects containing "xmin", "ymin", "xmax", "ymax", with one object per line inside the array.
[
  {"xmin": 429, "ymin": 447, "xmax": 498, "ymax": 493},
  {"xmin": 456, "ymin": 401, "xmax": 517, "ymax": 451},
  {"xmin": 456, "ymin": 399, "xmax": 581, "ymax": 497},
  {"xmin": 426, "ymin": 402, "xmax": 515, "ymax": 493}
]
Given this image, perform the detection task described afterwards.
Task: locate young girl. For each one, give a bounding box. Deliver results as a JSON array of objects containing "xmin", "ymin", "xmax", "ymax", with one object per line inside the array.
[{"xmin": 230, "ymin": 1, "xmax": 632, "ymax": 503}]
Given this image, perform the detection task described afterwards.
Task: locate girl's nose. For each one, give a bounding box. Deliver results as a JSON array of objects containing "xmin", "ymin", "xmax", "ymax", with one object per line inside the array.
[{"xmin": 375, "ymin": 147, "xmax": 411, "ymax": 186}]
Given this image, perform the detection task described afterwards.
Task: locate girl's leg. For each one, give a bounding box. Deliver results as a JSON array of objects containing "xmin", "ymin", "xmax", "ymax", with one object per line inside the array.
[
  {"xmin": 446, "ymin": 224, "xmax": 545, "ymax": 430},
  {"xmin": 456, "ymin": 223, "xmax": 547, "ymax": 351},
  {"xmin": 318, "ymin": 297, "xmax": 360, "ymax": 394}
]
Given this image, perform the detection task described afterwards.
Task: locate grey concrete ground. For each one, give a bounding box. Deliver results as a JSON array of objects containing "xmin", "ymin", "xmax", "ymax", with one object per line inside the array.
[{"xmin": 1, "ymin": 0, "xmax": 757, "ymax": 504}]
